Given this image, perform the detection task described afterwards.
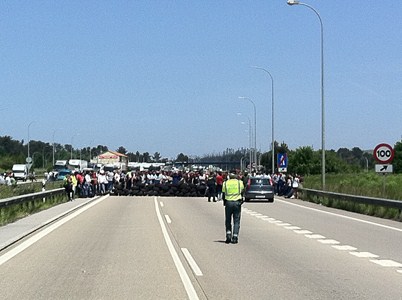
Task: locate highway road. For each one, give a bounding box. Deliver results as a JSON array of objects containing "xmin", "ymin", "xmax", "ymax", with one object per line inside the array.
[{"xmin": 1, "ymin": 195, "xmax": 402, "ymax": 299}]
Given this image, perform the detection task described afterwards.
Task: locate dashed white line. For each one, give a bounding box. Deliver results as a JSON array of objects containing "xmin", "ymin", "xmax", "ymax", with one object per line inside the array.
[
  {"xmin": 250, "ymin": 213, "xmax": 263, "ymax": 216},
  {"xmin": 245, "ymin": 205, "xmax": 402, "ymax": 274},
  {"xmin": 370, "ymin": 260, "xmax": 402, "ymax": 268},
  {"xmin": 318, "ymin": 239, "xmax": 340, "ymax": 245},
  {"xmin": 154, "ymin": 198, "xmax": 199, "ymax": 300},
  {"xmin": 305, "ymin": 234, "xmax": 326, "ymax": 239},
  {"xmin": 276, "ymin": 223, "xmax": 291, "ymax": 227},
  {"xmin": 285, "ymin": 226, "xmax": 301, "ymax": 230},
  {"xmin": 278, "ymin": 199, "xmax": 402, "ymax": 233},
  {"xmin": 294, "ymin": 230, "xmax": 313, "ymax": 234},
  {"xmin": 332, "ymin": 245, "xmax": 357, "ymax": 251},
  {"xmin": 181, "ymin": 248, "xmax": 203, "ymax": 276},
  {"xmin": 160, "ymin": 201, "xmax": 164, "ymax": 207},
  {"xmin": 350, "ymin": 252, "xmax": 379, "ymax": 258},
  {"xmin": 165, "ymin": 215, "xmax": 172, "ymax": 224}
]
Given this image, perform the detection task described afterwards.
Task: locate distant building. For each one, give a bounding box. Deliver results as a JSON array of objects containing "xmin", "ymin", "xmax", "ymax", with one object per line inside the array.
[{"xmin": 95, "ymin": 151, "xmax": 128, "ymax": 170}]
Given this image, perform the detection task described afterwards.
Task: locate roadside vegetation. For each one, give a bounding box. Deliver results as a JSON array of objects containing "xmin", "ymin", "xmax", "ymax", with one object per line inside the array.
[
  {"xmin": 0, "ymin": 180, "xmax": 63, "ymax": 200},
  {"xmin": 301, "ymin": 173, "xmax": 402, "ymax": 221},
  {"xmin": 303, "ymin": 173, "xmax": 402, "ymax": 200}
]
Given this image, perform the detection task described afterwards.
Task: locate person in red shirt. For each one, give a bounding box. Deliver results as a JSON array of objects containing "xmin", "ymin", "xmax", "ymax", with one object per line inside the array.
[{"xmin": 215, "ymin": 171, "xmax": 224, "ymax": 201}]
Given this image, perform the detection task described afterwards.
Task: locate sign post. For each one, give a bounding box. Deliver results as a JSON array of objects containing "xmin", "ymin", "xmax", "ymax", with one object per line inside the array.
[{"xmin": 373, "ymin": 143, "xmax": 394, "ymax": 197}]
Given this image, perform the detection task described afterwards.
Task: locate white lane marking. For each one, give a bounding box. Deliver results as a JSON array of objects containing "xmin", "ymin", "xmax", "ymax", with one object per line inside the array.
[
  {"xmin": 276, "ymin": 223, "xmax": 291, "ymax": 227},
  {"xmin": 165, "ymin": 215, "xmax": 172, "ymax": 224},
  {"xmin": 256, "ymin": 215, "xmax": 268, "ymax": 219},
  {"xmin": 181, "ymin": 248, "xmax": 203, "ymax": 276},
  {"xmin": 294, "ymin": 230, "xmax": 312, "ymax": 234},
  {"xmin": 397, "ymin": 270, "xmax": 402, "ymax": 274},
  {"xmin": 154, "ymin": 198, "xmax": 199, "ymax": 300},
  {"xmin": 305, "ymin": 234, "xmax": 326, "ymax": 239},
  {"xmin": 160, "ymin": 201, "xmax": 164, "ymax": 207},
  {"xmin": 350, "ymin": 252, "xmax": 379, "ymax": 258},
  {"xmin": 318, "ymin": 239, "xmax": 340, "ymax": 245},
  {"xmin": 370, "ymin": 260, "xmax": 402, "ymax": 267},
  {"xmin": 278, "ymin": 199, "xmax": 402, "ymax": 233},
  {"xmin": 250, "ymin": 213, "xmax": 262, "ymax": 216},
  {"xmin": 270, "ymin": 220, "xmax": 283, "ymax": 224},
  {"xmin": 332, "ymin": 245, "xmax": 357, "ymax": 251},
  {"xmin": 285, "ymin": 226, "xmax": 301, "ymax": 230},
  {"xmin": 0, "ymin": 195, "xmax": 109, "ymax": 266}
]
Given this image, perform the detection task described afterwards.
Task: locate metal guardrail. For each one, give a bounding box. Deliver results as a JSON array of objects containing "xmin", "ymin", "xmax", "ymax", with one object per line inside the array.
[
  {"xmin": 301, "ymin": 188, "xmax": 402, "ymax": 210},
  {"xmin": 0, "ymin": 188, "xmax": 65, "ymax": 208},
  {"xmin": 2, "ymin": 187, "xmax": 402, "ymax": 210}
]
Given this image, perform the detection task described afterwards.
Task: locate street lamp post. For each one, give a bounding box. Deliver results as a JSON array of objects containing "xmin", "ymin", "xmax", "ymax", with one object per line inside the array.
[
  {"xmin": 242, "ymin": 120, "xmax": 253, "ymax": 174},
  {"xmin": 27, "ymin": 121, "xmax": 35, "ymax": 170},
  {"xmin": 252, "ymin": 66, "xmax": 275, "ymax": 174},
  {"xmin": 52, "ymin": 129, "xmax": 56, "ymax": 167},
  {"xmin": 71, "ymin": 133, "xmax": 79, "ymax": 160},
  {"xmin": 287, "ymin": 0, "xmax": 325, "ymax": 189},
  {"xmin": 238, "ymin": 112, "xmax": 253, "ymax": 174},
  {"xmin": 239, "ymin": 96, "xmax": 257, "ymax": 173}
]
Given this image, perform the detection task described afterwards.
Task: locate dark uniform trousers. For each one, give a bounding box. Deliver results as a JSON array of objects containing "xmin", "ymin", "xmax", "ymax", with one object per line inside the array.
[{"xmin": 225, "ymin": 200, "xmax": 242, "ymax": 236}]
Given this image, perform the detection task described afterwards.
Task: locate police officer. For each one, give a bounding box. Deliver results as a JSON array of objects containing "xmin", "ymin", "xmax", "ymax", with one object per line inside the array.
[{"xmin": 222, "ymin": 172, "xmax": 245, "ymax": 244}]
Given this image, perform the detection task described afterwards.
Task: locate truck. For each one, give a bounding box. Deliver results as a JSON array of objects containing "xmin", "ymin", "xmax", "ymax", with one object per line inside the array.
[
  {"xmin": 53, "ymin": 160, "xmax": 68, "ymax": 172},
  {"xmin": 12, "ymin": 164, "xmax": 28, "ymax": 181},
  {"xmin": 68, "ymin": 159, "xmax": 88, "ymax": 171}
]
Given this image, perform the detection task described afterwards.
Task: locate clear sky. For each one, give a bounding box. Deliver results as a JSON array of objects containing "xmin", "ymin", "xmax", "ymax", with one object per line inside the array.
[{"xmin": 1, "ymin": 1, "xmax": 401, "ymax": 160}]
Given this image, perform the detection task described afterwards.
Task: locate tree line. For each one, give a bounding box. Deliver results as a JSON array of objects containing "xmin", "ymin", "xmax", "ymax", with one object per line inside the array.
[{"xmin": 1, "ymin": 135, "xmax": 402, "ymax": 174}]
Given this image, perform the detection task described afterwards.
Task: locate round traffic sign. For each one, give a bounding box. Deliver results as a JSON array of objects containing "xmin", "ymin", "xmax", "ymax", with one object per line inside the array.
[
  {"xmin": 373, "ymin": 143, "xmax": 394, "ymax": 163},
  {"xmin": 26, "ymin": 156, "xmax": 32, "ymax": 163}
]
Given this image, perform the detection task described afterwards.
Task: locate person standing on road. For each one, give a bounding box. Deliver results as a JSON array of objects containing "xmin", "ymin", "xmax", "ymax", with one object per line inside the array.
[
  {"xmin": 215, "ymin": 171, "xmax": 223, "ymax": 201},
  {"xmin": 206, "ymin": 172, "xmax": 217, "ymax": 202},
  {"xmin": 222, "ymin": 172, "xmax": 245, "ymax": 244},
  {"xmin": 63, "ymin": 175, "xmax": 73, "ymax": 201}
]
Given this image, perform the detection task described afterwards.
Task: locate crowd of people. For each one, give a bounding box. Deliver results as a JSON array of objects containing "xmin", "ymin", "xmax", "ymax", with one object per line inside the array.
[{"xmin": 60, "ymin": 168, "xmax": 301, "ymax": 201}]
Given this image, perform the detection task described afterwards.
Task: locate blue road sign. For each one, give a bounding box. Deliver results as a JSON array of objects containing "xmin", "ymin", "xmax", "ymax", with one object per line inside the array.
[{"xmin": 277, "ymin": 153, "xmax": 288, "ymax": 171}]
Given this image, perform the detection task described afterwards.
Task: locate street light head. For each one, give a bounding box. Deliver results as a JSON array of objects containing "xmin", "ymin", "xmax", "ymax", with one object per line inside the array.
[{"xmin": 287, "ymin": 0, "xmax": 300, "ymax": 5}]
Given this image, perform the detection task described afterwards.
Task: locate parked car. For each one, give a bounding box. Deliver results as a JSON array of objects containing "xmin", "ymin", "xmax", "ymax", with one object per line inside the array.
[
  {"xmin": 56, "ymin": 169, "xmax": 72, "ymax": 181},
  {"xmin": 244, "ymin": 177, "xmax": 274, "ymax": 202}
]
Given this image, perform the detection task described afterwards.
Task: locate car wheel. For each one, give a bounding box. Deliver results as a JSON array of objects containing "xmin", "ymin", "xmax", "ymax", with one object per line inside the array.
[{"xmin": 269, "ymin": 198, "xmax": 274, "ymax": 203}]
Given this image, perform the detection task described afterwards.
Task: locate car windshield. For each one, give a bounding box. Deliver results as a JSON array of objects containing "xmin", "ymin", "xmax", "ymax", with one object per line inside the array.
[
  {"xmin": 250, "ymin": 178, "xmax": 270, "ymax": 185},
  {"xmin": 59, "ymin": 171, "xmax": 71, "ymax": 176}
]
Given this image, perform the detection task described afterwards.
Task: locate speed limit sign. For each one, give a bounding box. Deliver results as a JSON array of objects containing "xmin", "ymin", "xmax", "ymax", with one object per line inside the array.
[{"xmin": 373, "ymin": 143, "xmax": 394, "ymax": 164}]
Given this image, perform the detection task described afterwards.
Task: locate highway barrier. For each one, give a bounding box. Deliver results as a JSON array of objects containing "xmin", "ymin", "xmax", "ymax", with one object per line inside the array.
[{"xmin": 0, "ymin": 188, "xmax": 66, "ymax": 226}]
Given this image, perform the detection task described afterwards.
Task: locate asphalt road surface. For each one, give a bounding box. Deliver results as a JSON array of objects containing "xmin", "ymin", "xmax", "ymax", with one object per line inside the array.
[{"xmin": 1, "ymin": 195, "xmax": 402, "ymax": 299}]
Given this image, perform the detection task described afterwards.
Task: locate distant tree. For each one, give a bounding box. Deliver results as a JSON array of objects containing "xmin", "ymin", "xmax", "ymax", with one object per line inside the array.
[
  {"xmin": 176, "ymin": 153, "xmax": 189, "ymax": 162},
  {"xmin": 393, "ymin": 140, "xmax": 402, "ymax": 173},
  {"xmin": 135, "ymin": 151, "xmax": 141, "ymax": 162},
  {"xmin": 142, "ymin": 152, "xmax": 151, "ymax": 163},
  {"xmin": 277, "ymin": 142, "xmax": 289, "ymax": 155},
  {"xmin": 153, "ymin": 152, "xmax": 161, "ymax": 162},
  {"xmin": 116, "ymin": 146, "xmax": 127, "ymax": 155},
  {"xmin": 289, "ymin": 146, "xmax": 316, "ymax": 175}
]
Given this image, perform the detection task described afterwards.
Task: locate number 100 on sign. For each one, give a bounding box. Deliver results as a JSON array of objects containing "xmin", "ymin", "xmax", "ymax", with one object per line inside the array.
[{"xmin": 373, "ymin": 143, "xmax": 394, "ymax": 164}]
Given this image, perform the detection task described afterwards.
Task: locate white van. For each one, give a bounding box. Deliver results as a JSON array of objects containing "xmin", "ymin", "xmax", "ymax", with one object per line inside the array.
[{"xmin": 12, "ymin": 164, "xmax": 28, "ymax": 181}]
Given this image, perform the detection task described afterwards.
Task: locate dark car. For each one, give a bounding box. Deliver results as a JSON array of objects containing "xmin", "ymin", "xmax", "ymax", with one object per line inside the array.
[{"xmin": 244, "ymin": 177, "xmax": 274, "ymax": 202}]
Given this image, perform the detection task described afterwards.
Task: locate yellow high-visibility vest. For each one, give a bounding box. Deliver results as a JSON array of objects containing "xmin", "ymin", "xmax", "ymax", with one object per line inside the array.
[{"xmin": 222, "ymin": 179, "xmax": 244, "ymax": 201}]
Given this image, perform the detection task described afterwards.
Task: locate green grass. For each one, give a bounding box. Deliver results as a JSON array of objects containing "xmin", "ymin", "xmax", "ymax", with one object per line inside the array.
[
  {"xmin": 301, "ymin": 172, "xmax": 402, "ymax": 221},
  {"xmin": 302, "ymin": 172, "xmax": 402, "ymax": 200},
  {"xmin": 0, "ymin": 180, "xmax": 64, "ymax": 200},
  {"xmin": 0, "ymin": 191, "xmax": 66, "ymax": 226}
]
